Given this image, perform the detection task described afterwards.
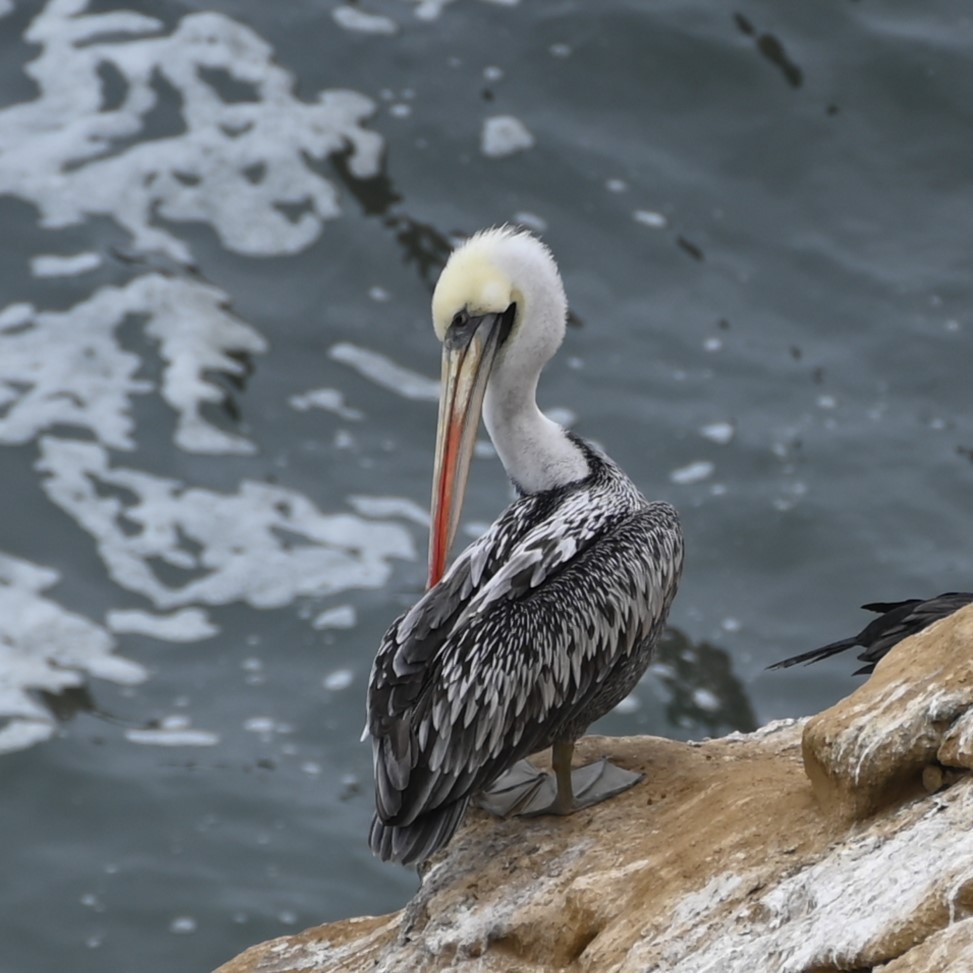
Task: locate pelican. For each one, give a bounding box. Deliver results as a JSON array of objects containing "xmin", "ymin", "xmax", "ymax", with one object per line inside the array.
[
  {"xmin": 770, "ymin": 591, "xmax": 973, "ymax": 675},
  {"xmin": 365, "ymin": 227, "xmax": 684, "ymax": 865}
]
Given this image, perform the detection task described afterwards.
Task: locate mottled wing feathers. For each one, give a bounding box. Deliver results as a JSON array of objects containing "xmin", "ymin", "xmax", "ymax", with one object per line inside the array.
[
  {"xmin": 366, "ymin": 460, "xmax": 682, "ymax": 857},
  {"xmin": 422, "ymin": 502, "xmax": 682, "ymax": 784}
]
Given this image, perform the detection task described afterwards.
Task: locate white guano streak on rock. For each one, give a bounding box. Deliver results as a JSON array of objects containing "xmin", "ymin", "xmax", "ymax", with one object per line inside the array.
[
  {"xmin": 720, "ymin": 718, "xmax": 804, "ymax": 744},
  {"xmin": 832, "ymin": 675, "xmax": 964, "ymax": 786},
  {"xmin": 629, "ymin": 783, "xmax": 973, "ymax": 973},
  {"xmin": 267, "ymin": 917, "xmax": 396, "ymax": 972},
  {"xmin": 941, "ymin": 709, "xmax": 973, "ymax": 765},
  {"xmin": 414, "ymin": 844, "xmax": 590, "ymax": 965}
]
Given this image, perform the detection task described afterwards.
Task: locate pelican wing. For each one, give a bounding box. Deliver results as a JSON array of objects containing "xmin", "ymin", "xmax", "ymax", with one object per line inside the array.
[{"xmin": 367, "ymin": 487, "xmax": 682, "ymax": 830}]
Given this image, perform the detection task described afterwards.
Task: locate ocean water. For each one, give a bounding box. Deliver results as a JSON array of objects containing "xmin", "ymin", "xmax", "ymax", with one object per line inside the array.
[{"xmin": 0, "ymin": 1, "xmax": 970, "ymax": 971}]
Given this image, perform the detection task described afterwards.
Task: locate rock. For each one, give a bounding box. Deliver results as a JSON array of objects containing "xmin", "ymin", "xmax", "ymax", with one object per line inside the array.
[
  {"xmin": 803, "ymin": 602, "xmax": 973, "ymax": 819},
  {"xmin": 214, "ymin": 606, "xmax": 973, "ymax": 973}
]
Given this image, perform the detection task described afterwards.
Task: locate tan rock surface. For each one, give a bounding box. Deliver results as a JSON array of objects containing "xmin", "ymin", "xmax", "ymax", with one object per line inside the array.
[
  {"xmin": 803, "ymin": 603, "xmax": 973, "ymax": 820},
  {"xmin": 215, "ymin": 605, "xmax": 973, "ymax": 973}
]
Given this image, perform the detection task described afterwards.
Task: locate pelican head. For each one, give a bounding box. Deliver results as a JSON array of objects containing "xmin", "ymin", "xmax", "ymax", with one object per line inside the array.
[{"xmin": 427, "ymin": 227, "xmax": 584, "ymax": 587}]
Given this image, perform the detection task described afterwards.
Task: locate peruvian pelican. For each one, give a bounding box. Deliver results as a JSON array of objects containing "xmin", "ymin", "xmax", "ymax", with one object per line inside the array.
[
  {"xmin": 770, "ymin": 591, "xmax": 972, "ymax": 674},
  {"xmin": 366, "ymin": 227, "xmax": 684, "ymax": 865}
]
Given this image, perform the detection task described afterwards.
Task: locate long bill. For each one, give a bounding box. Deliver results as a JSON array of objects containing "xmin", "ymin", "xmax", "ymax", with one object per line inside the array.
[{"xmin": 428, "ymin": 313, "xmax": 508, "ymax": 588}]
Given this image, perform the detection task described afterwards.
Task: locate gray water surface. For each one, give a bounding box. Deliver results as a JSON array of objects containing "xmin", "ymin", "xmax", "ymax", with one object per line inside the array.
[{"xmin": 1, "ymin": 2, "xmax": 971, "ymax": 971}]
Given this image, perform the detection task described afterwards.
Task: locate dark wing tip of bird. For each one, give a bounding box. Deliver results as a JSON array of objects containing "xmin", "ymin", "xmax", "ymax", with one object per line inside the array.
[
  {"xmin": 860, "ymin": 599, "xmax": 921, "ymax": 614},
  {"xmin": 369, "ymin": 799, "xmax": 469, "ymax": 867},
  {"xmin": 765, "ymin": 655, "xmax": 803, "ymax": 671},
  {"xmin": 767, "ymin": 637, "xmax": 860, "ymax": 671}
]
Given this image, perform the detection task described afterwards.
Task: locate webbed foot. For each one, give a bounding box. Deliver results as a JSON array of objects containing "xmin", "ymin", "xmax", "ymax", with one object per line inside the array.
[{"xmin": 475, "ymin": 754, "xmax": 643, "ymax": 818}]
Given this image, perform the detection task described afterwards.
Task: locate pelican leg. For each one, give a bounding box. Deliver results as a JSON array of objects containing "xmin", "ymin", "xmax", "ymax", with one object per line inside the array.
[
  {"xmin": 475, "ymin": 742, "xmax": 644, "ymax": 819},
  {"xmin": 537, "ymin": 739, "xmax": 644, "ymax": 816},
  {"xmin": 475, "ymin": 760, "xmax": 557, "ymax": 817}
]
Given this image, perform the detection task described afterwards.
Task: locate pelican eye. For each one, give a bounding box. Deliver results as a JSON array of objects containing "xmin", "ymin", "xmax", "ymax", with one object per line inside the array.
[
  {"xmin": 445, "ymin": 309, "xmax": 477, "ymax": 349},
  {"xmin": 444, "ymin": 305, "xmax": 517, "ymax": 351}
]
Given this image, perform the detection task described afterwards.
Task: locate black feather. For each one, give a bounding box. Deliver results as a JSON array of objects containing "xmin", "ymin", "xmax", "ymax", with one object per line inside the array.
[{"xmin": 769, "ymin": 591, "xmax": 972, "ymax": 674}]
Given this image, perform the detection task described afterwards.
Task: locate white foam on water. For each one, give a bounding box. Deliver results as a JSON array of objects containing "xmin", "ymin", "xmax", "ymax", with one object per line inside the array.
[
  {"xmin": 633, "ymin": 209, "xmax": 667, "ymax": 228},
  {"xmin": 512, "ymin": 210, "xmax": 546, "ymax": 232},
  {"xmin": 0, "ymin": 719, "xmax": 56, "ymax": 755},
  {"xmin": 0, "ymin": 0, "xmax": 478, "ymax": 761},
  {"xmin": 0, "ymin": 274, "xmax": 266, "ymax": 454},
  {"xmin": 244, "ymin": 716, "xmax": 277, "ymax": 734},
  {"xmin": 481, "ymin": 115, "xmax": 535, "ymax": 158},
  {"xmin": 699, "ymin": 421, "xmax": 735, "ymax": 445},
  {"xmin": 168, "ymin": 916, "xmax": 198, "ymax": 934},
  {"xmin": 313, "ymin": 605, "xmax": 357, "ymax": 630},
  {"xmin": 0, "ymin": 551, "xmax": 147, "ymax": 753},
  {"xmin": 106, "ymin": 608, "xmax": 219, "ymax": 641},
  {"xmin": 333, "ymin": 6, "xmax": 397, "ymax": 34},
  {"xmin": 0, "ymin": 303, "xmax": 32, "ymax": 330},
  {"xmin": 141, "ymin": 276, "xmax": 268, "ymax": 454},
  {"xmin": 125, "ymin": 726, "xmax": 219, "ymax": 747},
  {"xmin": 330, "ymin": 342, "xmax": 439, "ymax": 401},
  {"xmin": 347, "ymin": 495, "xmax": 429, "ymax": 526},
  {"xmin": 31, "ymin": 252, "xmax": 102, "ymax": 277},
  {"xmin": 669, "ymin": 460, "xmax": 715, "ymax": 485},
  {"xmin": 37, "ymin": 438, "xmax": 416, "ymax": 610},
  {"xmin": 692, "ymin": 687, "xmax": 721, "ymax": 712},
  {"xmin": 289, "ymin": 388, "xmax": 364, "ymax": 419},
  {"xmin": 323, "ymin": 669, "xmax": 354, "ymax": 691},
  {"xmin": 0, "ymin": 2, "xmax": 383, "ymax": 262},
  {"xmin": 412, "ymin": 0, "xmax": 456, "ymax": 20},
  {"xmin": 0, "ymin": 288, "xmax": 148, "ymax": 450}
]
